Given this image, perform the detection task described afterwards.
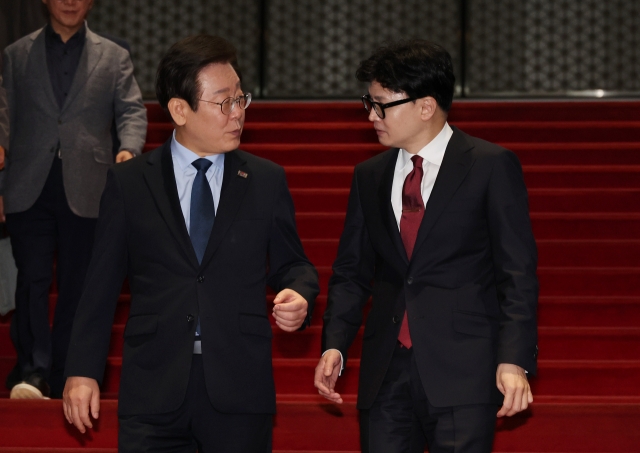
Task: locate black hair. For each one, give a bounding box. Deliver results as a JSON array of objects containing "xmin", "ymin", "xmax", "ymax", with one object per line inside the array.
[
  {"xmin": 356, "ymin": 39, "xmax": 455, "ymax": 112},
  {"xmin": 156, "ymin": 34, "xmax": 242, "ymax": 113}
]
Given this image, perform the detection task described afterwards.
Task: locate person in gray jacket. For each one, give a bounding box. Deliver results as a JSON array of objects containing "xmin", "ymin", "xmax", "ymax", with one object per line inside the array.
[
  {"xmin": 1, "ymin": 0, "xmax": 147, "ymax": 399},
  {"xmin": 0, "ymin": 74, "xmax": 7, "ymax": 199}
]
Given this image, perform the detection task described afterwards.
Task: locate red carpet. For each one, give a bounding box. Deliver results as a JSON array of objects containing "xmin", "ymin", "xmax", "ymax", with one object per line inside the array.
[{"xmin": 1, "ymin": 100, "xmax": 639, "ymax": 451}]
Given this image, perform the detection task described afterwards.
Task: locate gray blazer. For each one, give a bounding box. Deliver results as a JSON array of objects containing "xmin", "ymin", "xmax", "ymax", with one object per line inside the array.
[
  {"xmin": 0, "ymin": 75, "xmax": 8, "ymax": 151},
  {"xmin": 1, "ymin": 25, "xmax": 147, "ymax": 218},
  {"xmin": 0, "ymin": 74, "xmax": 7, "ymax": 198}
]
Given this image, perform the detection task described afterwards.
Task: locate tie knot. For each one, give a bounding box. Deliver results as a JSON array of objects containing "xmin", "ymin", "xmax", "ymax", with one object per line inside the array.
[
  {"xmin": 411, "ymin": 155, "xmax": 423, "ymax": 168},
  {"xmin": 192, "ymin": 158, "xmax": 213, "ymax": 173}
]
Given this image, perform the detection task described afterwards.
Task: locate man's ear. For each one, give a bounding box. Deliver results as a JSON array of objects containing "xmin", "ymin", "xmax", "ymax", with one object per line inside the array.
[
  {"xmin": 167, "ymin": 98, "xmax": 189, "ymax": 127},
  {"xmin": 419, "ymin": 97, "xmax": 438, "ymax": 122}
]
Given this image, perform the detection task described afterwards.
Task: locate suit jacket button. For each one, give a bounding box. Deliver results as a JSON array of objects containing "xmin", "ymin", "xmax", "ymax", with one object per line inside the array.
[
  {"xmin": 187, "ymin": 314, "xmax": 194, "ymax": 322},
  {"xmin": 407, "ymin": 277, "xmax": 413, "ymax": 285},
  {"xmin": 197, "ymin": 275, "xmax": 204, "ymax": 283},
  {"xmin": 392, "ymin": 315, "xmax": 400, "ymax": 324}
]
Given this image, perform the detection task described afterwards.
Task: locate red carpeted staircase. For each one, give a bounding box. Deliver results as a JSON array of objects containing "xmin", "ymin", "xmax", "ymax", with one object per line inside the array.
[{"xmin": 1, "ymin": 100, "xmax": 640, "ymax": 452}]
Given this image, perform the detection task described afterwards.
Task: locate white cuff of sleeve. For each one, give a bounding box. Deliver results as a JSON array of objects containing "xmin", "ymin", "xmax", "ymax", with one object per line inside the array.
[{"xmin": 322, "ymin": 349, "xmax": 345, "ymax": 376}]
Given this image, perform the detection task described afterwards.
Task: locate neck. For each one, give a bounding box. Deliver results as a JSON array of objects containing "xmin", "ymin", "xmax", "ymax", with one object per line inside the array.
[
  {"xmin": 50, "ymin": 20, "xmax": 83, "ymax": 43},
  {"xmin": 175, "ymin": 128, "xmax": 221, "ymax": 157},
  {"xmin": 404, "ymin": 118, "xmax": 447, "ymax": 155}
]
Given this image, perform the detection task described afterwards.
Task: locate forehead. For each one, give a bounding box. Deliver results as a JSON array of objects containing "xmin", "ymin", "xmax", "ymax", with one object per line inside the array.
[
  {"xmin": 368, "ymin": 81, "xmax": 405, "ymax": 101},
  {"xmin": 198, "ymin": 63, "xmax": 240, "ymax": 95}
]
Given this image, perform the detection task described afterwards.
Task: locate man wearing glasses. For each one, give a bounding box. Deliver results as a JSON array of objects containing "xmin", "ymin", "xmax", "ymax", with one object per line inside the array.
[
  {"xmin": 1, "ymin": 0, "xmax": 146, "ymax": 399},
  {"xmin": 315, "ymin": 40, "xmax": 538, "ymax": 452},
  {"xmin": 62, "ymin": 34, "xmax": 318, "ymax": 452}
]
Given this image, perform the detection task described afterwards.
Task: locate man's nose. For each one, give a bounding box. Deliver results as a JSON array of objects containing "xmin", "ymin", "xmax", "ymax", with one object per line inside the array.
[
  {"xmin": 229, "ymin": 104, "xmax": 243, "ymax": 121},
  {"xmin": 368, "ymin": 108, "xmax": 379, "ymax": 122}
]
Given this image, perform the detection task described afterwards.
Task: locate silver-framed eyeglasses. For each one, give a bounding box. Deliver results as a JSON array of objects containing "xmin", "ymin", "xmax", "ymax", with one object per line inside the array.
[
  {"xmin": 199, "ymin": 93, "xmax": 252, "ymax": 115},
  {"xmin": 361, "ymin": 94, "xmax": 416, "ymax": 119}
]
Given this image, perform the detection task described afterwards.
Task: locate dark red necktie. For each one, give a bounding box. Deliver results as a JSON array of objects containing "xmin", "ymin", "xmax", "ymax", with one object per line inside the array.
[{"xmin": 398, "ymin": 155, "xmax": 425, "ymax": 348}]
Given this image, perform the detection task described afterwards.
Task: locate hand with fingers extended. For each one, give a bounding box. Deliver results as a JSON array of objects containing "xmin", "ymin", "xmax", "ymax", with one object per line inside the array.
[
  {"xmin": 314, "ymin": 349, "xmax": 343, "ymax": 404},
  {"xmin": 62, "ymin": 377, "xmax": 101, "ymax": 433},
  {"xmin": 496, "ymin": 363, "xmax": 532, "ymax": 417},
  {"xmin": 272, "ymin": 288, "xmax": 308, "ymax": 332}
]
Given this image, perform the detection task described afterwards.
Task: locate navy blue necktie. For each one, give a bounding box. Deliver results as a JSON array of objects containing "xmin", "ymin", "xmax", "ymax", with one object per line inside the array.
[{"xmin": 189, "ymin": 158, "xmax": 215, "ymax": 337}]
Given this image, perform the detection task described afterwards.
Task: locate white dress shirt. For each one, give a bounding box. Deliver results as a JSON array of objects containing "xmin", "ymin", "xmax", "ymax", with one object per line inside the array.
[
  {"xmin": 170, "ymin": 131, "xmax": 225, "ymax": 230},
  {"xmin": 391, "ymin": 123, "xmax": 453, "ymax": 228}
]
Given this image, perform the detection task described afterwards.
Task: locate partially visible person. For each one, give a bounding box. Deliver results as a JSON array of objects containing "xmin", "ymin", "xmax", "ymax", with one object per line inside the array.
[
  {"xmin": 315, "ymin": 39, "xmax": 538, "ymax": 453},
  {"xmin": 96, "ymin": 32, "xmax": 132, "ymax": 159},
  {"xmin": 0, "ymin": 70, "xmax": 8, "ymax": 222},
  {"xmin": 1, "ymin": 0, "xmax": 147, "ymax": 399},
  {"xmin": 0, "ymin": 73, "xmax": 7, "ymax": 166}
]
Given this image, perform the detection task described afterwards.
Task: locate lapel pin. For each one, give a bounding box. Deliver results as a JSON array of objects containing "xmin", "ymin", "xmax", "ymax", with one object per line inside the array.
[{"xmin": 237, "ymin": 170, "xmax": 248, "ymax": 179}]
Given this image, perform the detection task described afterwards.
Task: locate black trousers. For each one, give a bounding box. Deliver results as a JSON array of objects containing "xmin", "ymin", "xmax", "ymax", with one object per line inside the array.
[
  {"xmin": 118, "ymin": 355, "xmax": 273, "ymax": 453},
  {"xmin": 5, "ymin": 156, "xmax": 97, "ymax": 397},
  {"xmin": 360, "ymin": 344, "xmax": 497, "ymax": 453}
]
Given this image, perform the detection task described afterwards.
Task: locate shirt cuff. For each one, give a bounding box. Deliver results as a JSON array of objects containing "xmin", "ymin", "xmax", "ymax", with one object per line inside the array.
[{"xmin": 322, "ymin": 349, "xmax": 344, "ymax": 376}]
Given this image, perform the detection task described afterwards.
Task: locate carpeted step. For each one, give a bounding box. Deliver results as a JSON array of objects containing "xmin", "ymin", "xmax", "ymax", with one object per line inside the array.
[
  {"xmin": 147, "ymin": 121, "xmax": 640, "ymax": 145},
  {"xmin": 142, "ymin": 141, "xmax": 640, "ymax": 168},
  {"xmin": 146, "ymin": 100, "xmax": 640, "ymax": 123},
  {"xmin": 0, "ymin": 357, "xmax": 625, "ymax": 399},
  {"xmin": 302, "ymin": 239, "xmax": 640, "ymax": 268},
  {"xmin": 281, "ymin": 165, "xmax": 640, "ymax": 189},
  {"xmin": 290, "ymin": 188, "xmax": 640, "ymax": 213},
  {"xmin": 522, "ymin": 165, "xmax": 640, "ymax": 188},
  {"xmin": 538, "ymin": 296, "xmax": 640, "ymax": 327},
  {"xmin": 295, "ymin": 212, "xmax": 640, "ymax": 240},
  {"xmin": 1, "ymin": 398, "xmax": 639, "ymax": 451},
  {"xmin": 6, "ymin": 324, "xmax": 633, "ymax": 362}
]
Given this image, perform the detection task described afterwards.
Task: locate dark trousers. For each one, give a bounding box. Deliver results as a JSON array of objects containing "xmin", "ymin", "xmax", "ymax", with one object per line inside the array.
[
  {"xmin": 360, "ymin": 344, "xmax": 497, "ymax": 453},
  {"xmin": 118, "ymin": 355, "xmax": 273, "ymax": 453},
  {"xmin": 5, "ymin": 156, "xmax": 97, "ymax": 397}
]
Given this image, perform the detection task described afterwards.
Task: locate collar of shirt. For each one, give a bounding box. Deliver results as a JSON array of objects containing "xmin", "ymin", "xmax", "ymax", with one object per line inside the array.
[
  {"xmin": 395, "ymin": 122, "xmax": 453, "ymax": 173},
  {"xmin": 45, "ymin": 21, "xmax": 86, "ymax": 49},
  {"xmin": 170, "ymin": 130, "xmax": 224, "ymax": 177}
]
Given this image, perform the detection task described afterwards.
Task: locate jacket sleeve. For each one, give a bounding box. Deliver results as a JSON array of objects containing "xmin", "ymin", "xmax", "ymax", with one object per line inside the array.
[
  {"xmin": 322, "ymin": 169, "xmax": 375, "ymax": 364},
  {"xmin": 64, "ymin": 168, "xmax": 129, "ymax": 383},
  {"xmin": 0, "ymin": 75, "xmax": 8, "ymax": 151},
  {"xmin": 486, "ymin": 149, "xmax": 539, "ymax": 375},
  {"xmin": 113, "ymin": 49, "xmax": 147, "ymax": 156},
  {"xmin": 266, "ymin": 167, "xmax": 319, "ymax": 329},
  {"xmin": 0, "ymin": 51, "xmax": 13, "ymax": 195}
]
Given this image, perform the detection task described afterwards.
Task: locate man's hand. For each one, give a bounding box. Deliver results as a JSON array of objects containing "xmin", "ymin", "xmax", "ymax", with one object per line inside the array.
[
  {"xmin": 115, "ymin": 150, "xmax": 134, "ymax": 163},
  {"xmin": 62, "ymin": 377, "xmax": 101, "ymax": 433},
  {"xmin": 314, "ymin": 349, "xmax": 343, "ymax": 404},
  {"xmin": 496, "ymin": 363, "xmax": 532, "ymax": 417},
  {"xmin": 0, "ymin": 145, "xmax": 5, "ymax": 170},
  {"xmin": 272, "ymin": 288, "xmax": 308, "ymax": 332}
]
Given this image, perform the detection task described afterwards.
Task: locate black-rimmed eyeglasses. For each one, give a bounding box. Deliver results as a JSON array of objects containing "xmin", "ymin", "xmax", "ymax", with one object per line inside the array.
[
  {"xmin": 361, "ymin": 94, "xmax": 416, "ymax": 119},
  {"xmin": 199, "ymin": 93, "xmax": 252, "ymax": 115}
]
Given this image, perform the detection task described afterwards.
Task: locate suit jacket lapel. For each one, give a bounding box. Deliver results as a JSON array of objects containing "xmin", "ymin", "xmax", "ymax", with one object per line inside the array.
[
  {"xmin": 412, "ymin": 127, "xmax": 476, "ymax": 256},
  {"xmin": 199, "ymin": 150, "xmax": 250, "ymax": 269},
  {"xmin": 27, "ymin": 29, "xmax": 58, "ymax": 114},
  {"xmin": 143, "ymin": 141, "xmax": 200, "ymax": 268},
  {"xmin": 62, "ymin": 27, "xmax": 103, "ymax": 113},
  {"xmin": 378, "ymin": 149, "xmax": 409, "ymax": 266}
]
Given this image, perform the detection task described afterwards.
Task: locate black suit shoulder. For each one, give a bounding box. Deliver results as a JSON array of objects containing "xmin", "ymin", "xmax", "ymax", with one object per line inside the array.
[
  {"xmin": 235, "ymin": 149, "xmax": 284, "ymax": 175},
  {"xmin": 457, "ymin": 127, "xmax": 522, "ymax": 164}
]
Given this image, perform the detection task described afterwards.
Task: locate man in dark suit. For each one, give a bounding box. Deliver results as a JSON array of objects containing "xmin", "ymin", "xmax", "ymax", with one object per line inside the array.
[
  {"xmin": 1, "ymin": 0, "xmax": 147, "ymax": 399},
  {"xmin": 63, "ymin": 35, "xmax": 319, "ymax": 452},
  {"xmin": 314, "ymin": 40, "xmax": 538, "ymax": 452}
]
